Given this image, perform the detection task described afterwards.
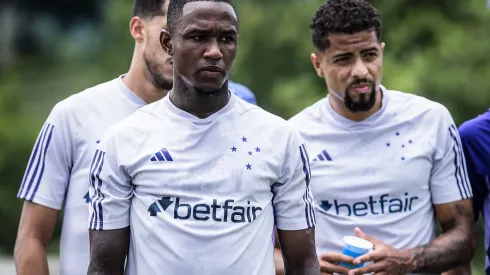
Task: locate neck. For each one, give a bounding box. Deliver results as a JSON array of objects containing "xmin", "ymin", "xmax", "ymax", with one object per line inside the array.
[
  {"xmin": 329, "ymin": 88, "xmax": 383, "ymax": 122},
  {"xmin": 170, "ymin": 77, "xmax": 230, "ymax": 119},
  {"xmin": 123, "ymin": 53, "xmax": 169, "ymax": 104}
]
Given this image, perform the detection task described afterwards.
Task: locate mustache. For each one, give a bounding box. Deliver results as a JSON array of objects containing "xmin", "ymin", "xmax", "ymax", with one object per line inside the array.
[{"xmin": 348, "ymin": 79, "xmax": 375, "ymax": 87}]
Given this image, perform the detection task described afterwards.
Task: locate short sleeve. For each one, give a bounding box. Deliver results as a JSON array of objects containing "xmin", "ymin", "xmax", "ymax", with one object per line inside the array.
[
  {"xmin": 430, "ymin": 107, "xmax": 472, "ymax": 204},
  {"xmin": 88, "ymin": 128, "xmax": 133, "ymax": 231},
  {"xmin": 17, "ymin": 102, "xmax": 73, "ymax": 210},
  {"xmin": 272, "ymin": 129, "xmax": 316, "ymax": 230},
  {"xmin": 459, "ymin": 120, "xmax": 488, "ymax": 219}
]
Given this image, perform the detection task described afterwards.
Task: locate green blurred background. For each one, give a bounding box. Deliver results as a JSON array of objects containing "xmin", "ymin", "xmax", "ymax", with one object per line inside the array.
[{"xmin": 0, "ymin": 0, "xmax": 489, "ymax": 273}]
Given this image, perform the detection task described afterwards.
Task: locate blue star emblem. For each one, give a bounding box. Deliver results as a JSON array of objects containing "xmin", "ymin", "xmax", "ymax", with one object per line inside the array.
[
  {"xmin": 402, "ymin": 144, "xmax": 405, "ymax": 148},
  {"xmin": 386, "ymin": 142, "xmax": 391, "ymax": 147},
  {"xmin": 231, "ymin": 146, "xmax": 237, "ymax": 152},
  {"xmin": 246, "ymin": 163, "xmax": 252, "ymax": 170},
  {"xmin": 255, "ymin": 147, "xmax": 261, "ymax": 153},
  {"xmin": 409, "ymin": 139, "xmax": 413, "ymax": 144},
  {"xmin": 242, "ymin": 137, "xmax": 248, "ymax": 142},
  {"xmin": 396, "ymin": 132, "xmax": 400, "ymax": 136},
  {"xmin": 401, "ymin": 157, "xmax": 405, "ymax": 161},
  {"xmin": 248, "ymin": 151, "xmax": 252, "ymax": 155}
]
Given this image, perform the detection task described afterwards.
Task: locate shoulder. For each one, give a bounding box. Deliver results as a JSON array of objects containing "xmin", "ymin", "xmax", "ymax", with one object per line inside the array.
[
  {"xmin": 385, "ymin": 88, "xmax": 453, "ymax": 124},
  {"xmin": 233, "ymin": 98, "xmax": 303, "ymax": 146},
  {"xmin": 288, "ymin": 97, "xmax": 328, "ymax": 134},
  {"xmin": 459, "ymin": 110, "xmax": 490, "ymax": 142},
  {"xmin": 48, "ymin": 78, "xmax": 120, "ymax": 119},
  {"xmin": 229, "ymin": 81, "xmax": 256, "ymax": 104}
]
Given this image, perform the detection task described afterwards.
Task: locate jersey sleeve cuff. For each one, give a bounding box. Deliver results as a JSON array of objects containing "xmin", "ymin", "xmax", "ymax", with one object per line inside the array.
[
  {"xmin": 432, "ymin": 193, "xmax": 472, "ymax": 205},
  {"xmin": 275, "ymin": 219, "xmax": 316, "ymax": 231},
  {"xmin": 18, "ymin": 194, "xmax": 63, "ymax": 211},
  {"xmin": 88, "ymin": 219, "xmax": 130, "ymax": 231}
]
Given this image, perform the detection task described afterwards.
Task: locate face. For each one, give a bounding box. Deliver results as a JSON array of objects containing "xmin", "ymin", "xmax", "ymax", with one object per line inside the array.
[
  {"xmin": 142, "ymin": 1, "xmax": 173, "ymax": 90},
  {"xmin": 311, "ymin": 30, "xmax": 384, "ymax": 112},
  {"xmin": 163, "ymin": 1, "xmax": 238, "ymax": 94}
]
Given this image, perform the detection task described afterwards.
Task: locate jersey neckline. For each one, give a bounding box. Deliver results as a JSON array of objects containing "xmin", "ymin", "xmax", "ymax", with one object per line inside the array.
[
  {"xmin": 162, "ymin": 90, "xmax": 236, "ymax": 125},
  {"xmin": 116, "ymin": 74, "xmax": 147, "ymax": 106},
  {"xmin": 323, "ymin": 84, "xmax": 389, "ymax": 130}
]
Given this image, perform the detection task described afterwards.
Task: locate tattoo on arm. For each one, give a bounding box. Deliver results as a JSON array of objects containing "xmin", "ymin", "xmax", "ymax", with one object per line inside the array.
[
  {"xmin": 407, "ymin": 201, "xmax": 476, "ymax": 273},
  {"xmin": 87, "ymin": 227, "xmax": 130, "ymax": 275}
]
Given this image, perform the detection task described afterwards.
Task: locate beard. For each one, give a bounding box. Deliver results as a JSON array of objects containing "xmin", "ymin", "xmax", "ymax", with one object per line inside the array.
[
  {"xmin": 144, "ymin": 53, "xmax": 173, "ymax": 91},
  {"xmin": 343, "ymin": 80, "xmax": 377, "ymax": 112}
]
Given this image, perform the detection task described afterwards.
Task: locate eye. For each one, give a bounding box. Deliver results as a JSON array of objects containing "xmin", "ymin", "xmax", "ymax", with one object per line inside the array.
[
  {"xmin": 193, "ymin": 35, "xmax": 205, "ymax": 41},
  {"xmin": 334, "ymin": 57, "xmax": 350, "ymax": 63},
  {"xmin": 220, "ymin": 36, "xmax": 234, "ymax": 43}
]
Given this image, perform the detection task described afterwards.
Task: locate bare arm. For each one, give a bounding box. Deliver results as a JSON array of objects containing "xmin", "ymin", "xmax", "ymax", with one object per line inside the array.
[
  {"xmin": 442, "ymin": 264, "xmax": 472, "ymax": 275},
  {"xmin": 274, "ymin": 228, "xmax": 285, "ymax": 275},
  {"xmin": 406, "ymin": 199, "xmax": 475, "ymax": 273},
  {"xmin": 87, "ymin": 227, "xmax": 130, "ymax": 275},
  {"xmin": 277, "ymin": 227, "xmax": 320, "ymax": 275},
  {"xmin": 14, "ymin": 201, "xmax": 59, "ymax": 275}
]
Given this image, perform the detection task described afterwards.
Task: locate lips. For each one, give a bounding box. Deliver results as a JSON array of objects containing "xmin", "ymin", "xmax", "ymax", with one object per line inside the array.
[
  {"xmin": 350, "ymin": 82, "xmax": 372, "ymax": 94},
  {"xmin": 200, "ymin": 65, "xmax": 225, "ymax": 74}
]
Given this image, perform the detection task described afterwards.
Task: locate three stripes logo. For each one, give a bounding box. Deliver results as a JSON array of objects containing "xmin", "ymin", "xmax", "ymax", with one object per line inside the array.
[
  {"xmin": 150, "ymin": 148, "xmax": 174, "ymax": 162},
  {"xmin": 18, "ymin": 123, "xmax": 55, "ymax": 201},
  {"xmin": 312, "ymin": 149, "xmax": 333, "ymax": 162}
]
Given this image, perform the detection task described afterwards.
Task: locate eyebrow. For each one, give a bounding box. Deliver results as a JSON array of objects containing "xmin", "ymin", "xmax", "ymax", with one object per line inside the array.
[
  {"xmin": 182, "ymin": 27, "xmax": 238, "ymax": 36},
  {"xmin": 332, "ymin": 47, "xmax": 379, "ymax": 59}
]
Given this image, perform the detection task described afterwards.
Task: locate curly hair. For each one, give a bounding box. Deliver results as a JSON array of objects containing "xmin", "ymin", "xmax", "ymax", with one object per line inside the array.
[
  {"xmin": 168, "ymin": 0, "xmax": 236, "ymax": 34},
  {"xmin": 310, "ymin": 0, "xmax": 381, "ymax": 51}
]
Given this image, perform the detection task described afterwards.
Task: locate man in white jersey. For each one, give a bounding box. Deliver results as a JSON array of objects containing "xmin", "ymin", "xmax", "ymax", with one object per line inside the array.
[
  {"xmin": 86, "ymin": 1, "xmax": 320, "ymax": 274},
  {"xmin": 276, "ymin": 0, "xmax": 475, "ymax": 275},
  {"xmin": 14, "ymin": 1, "xmax": 173, "ymax": 274}
]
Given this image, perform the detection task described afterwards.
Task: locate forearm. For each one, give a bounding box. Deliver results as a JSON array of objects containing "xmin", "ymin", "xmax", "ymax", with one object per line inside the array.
[
  {"xmin": 442, "ymin": 264, "xmax": 472, "ymax": 275},
  {"xmin": 14, "ymin": 238, "xmax": 50, "ymax": 275},
  {"xmin": 275, "ymin": 248, "xmax": 285, "ymax": 275},
  {"xmin": 404, "ymin": 225, "xmax": 475, "ymax": 273},
  {"xmin": 284, "ymin": 265, "xmax": 321, "ymax": 275}
]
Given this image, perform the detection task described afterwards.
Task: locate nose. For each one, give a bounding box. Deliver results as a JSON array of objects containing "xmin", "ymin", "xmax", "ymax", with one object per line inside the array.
[
  {"xmin": 351, "ymin": 57, "xmax": 369, "ymax": 79},
  {"xmin": 203, "ymin": 40, "xmax": 223, "ymax": 60}
]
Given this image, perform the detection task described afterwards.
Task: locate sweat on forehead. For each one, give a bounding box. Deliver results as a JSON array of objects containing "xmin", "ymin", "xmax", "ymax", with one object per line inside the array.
[{"xmin": 167, "ymin": 0, "xmax": 237, "ymax": 34}]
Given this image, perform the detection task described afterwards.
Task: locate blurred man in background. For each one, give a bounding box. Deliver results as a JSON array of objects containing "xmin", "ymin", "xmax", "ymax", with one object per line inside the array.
[
  {"xmin": 459, "ymin": 109, "xmax": 490, "ymax": 274},
  {"xmin": 87, "ymin": 0, "xmax": 319, "ymax": 274},
  {"xmin": 276, "ymin": 0, "xmax": 475, "ymax": 274},
  {"xmin": 14, "ymin": 1, "xmax": 173, "ymax": 274}
]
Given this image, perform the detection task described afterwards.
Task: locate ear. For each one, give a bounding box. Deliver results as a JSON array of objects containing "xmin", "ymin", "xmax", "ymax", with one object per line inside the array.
[
  {"xmin": 129, "ymin": 16, "xmax": 145, "ymax": 42},
  {"xmin": 311, "ymin": 53, "xmax": 325, "ymax": 78},
  {"xmin": 160, "ymin": 29, "xmax": 173, "ymax": 56}
]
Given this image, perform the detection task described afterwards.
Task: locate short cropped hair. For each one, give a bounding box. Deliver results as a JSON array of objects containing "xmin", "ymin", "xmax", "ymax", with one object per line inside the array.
[
  {"xmin": 167, "ymin": 0, "xmax": 235, "ymax": 34},
  {"xmin": 310, "ymin": 0, "xmax": 381, "ymax": 51},
  {"xmin": 132, "ymin": 0, "xmax": 168, "ymax": 19}
]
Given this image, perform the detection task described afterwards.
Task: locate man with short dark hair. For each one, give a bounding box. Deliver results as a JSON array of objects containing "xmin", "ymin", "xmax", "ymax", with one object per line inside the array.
[
  {"xmin": 14, "ymin": 1, "xmax": 172, "ymax": 275},
  {"xmin": 277, "ymin": 0, "xmax": 475, "ymax": 274},
  {"xmin": 86, "ymin": 1, "xmax": 320, "ymax": 275}
]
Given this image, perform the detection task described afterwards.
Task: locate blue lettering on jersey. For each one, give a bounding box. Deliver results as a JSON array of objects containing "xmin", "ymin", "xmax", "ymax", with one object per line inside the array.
[
  {"xmin": 84, "ymin": 191, "xmax": 91, "ymax": 203},
  {"xmin": 148, "ymin": 196, "xmax": 263, "ymax": 223},
  {"xmin": 320, "ymin": 193, "xmax": 419, "ymax": 216}
]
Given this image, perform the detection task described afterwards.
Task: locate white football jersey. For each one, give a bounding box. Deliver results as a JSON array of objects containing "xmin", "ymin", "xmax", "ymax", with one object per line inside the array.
[
  {"xmin": 288, "ymin": 85, "xmax": 471, "ymax": 274},
  {"xmin": 17, "ymin": 76, "xmax": 146, "ymax": 275},
  {"xmin": 88, "ymin": 94, "xmax": 315, "ymax": 275}
]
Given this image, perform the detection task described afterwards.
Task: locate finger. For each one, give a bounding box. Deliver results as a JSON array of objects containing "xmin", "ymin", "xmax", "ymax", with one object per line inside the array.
[
  {"xmin": 319, "ymin": 260, "xmax": 352, "ymax": 275},
  {"xmin": 348, "ymin": 262, "xmax": 384, "ymax": 275},
  {"xmin": 354, "ymin": 227, "xmax": 381, "ymax": 245},
  {"xmin": 320, "ymin": 252, "xmax": 356, "ymax": 264},
  {"xmin": 353, "ymin": 251, "xmax": 383, "ymax": 265}
]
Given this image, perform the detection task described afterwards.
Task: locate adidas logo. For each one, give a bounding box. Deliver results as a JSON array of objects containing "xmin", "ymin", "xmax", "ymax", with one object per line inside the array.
[
  {"xmin": 150, "ymin": 148, "xmax": 174, "ymax": 162},
  {"xmin": 312, "ymin": 149, "xmax": 333, "ymax": 162}
]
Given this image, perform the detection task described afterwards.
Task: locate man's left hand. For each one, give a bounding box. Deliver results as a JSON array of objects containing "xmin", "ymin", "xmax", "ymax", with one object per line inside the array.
[{"xmin": 348, "ymin": 227, "xmax": 412, "ymax": 275}]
